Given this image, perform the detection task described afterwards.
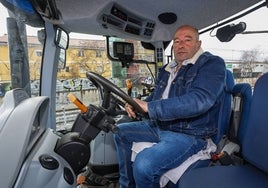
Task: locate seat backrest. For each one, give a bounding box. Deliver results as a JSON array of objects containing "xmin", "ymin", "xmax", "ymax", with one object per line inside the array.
[
  {"xmin": 212, "ymin": 69, "xmax": 235, "ymax": 144},
  {"xmin": 242, "ymin": 73, "xmax": 268, "ymax": 173}
]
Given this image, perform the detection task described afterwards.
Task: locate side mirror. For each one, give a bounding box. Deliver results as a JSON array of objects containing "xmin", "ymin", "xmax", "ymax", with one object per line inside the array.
[
  {"xmin": 55, "ymin": 28, "xmax": 69, "ymax": 69},
  {"xmin": 216, "ymin": 22, "xmax": 246, "ymax": 42},
  {"xmin": 55, "ymin": 27, "xmax": 69, "ymax": 49}
]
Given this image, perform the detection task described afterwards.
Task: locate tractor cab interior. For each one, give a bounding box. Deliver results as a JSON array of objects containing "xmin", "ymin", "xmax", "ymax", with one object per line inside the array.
[{"xmin": 1, "ymin": 0, "xmax": 268, "ymax": 188}]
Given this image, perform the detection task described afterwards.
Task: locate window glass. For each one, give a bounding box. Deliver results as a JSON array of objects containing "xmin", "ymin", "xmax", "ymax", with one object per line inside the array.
[{"xmin": 55, "ymin": 34, "xmax": 155, "ymax": 130}]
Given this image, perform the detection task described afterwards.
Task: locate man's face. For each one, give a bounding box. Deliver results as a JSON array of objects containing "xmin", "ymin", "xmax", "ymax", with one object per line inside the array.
[{"xmin": 173, "ymin": 26, "xmax": 201, "ymax": 63}]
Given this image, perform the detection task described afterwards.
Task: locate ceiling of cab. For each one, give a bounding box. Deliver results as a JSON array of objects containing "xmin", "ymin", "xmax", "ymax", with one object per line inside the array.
[{"xmin": 48, "ymin": 0, "xmax": 263, "ymax": 42}]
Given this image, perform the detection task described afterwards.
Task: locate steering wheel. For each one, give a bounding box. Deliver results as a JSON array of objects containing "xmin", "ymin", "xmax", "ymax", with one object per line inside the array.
[{"xmin": 86, "ymin": 71, "xmax": 147, "ymax": 117}]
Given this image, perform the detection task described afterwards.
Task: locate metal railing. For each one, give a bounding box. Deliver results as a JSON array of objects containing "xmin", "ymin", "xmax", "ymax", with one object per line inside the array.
[{"xmin": 56, "ymin": 108, "xmax": 80, "ymax": 130}]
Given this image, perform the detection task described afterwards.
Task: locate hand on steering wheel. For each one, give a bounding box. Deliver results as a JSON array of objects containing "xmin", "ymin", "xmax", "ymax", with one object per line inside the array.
[
  {"xmin": 125, "ymin": 98, "xmax": 148, "ymax": 118},
  {"xmin": 86, "ymin": 71, "xmax": 148, "ymax": 118}
]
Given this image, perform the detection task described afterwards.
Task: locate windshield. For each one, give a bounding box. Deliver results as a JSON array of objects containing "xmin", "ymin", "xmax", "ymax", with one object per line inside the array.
[{"xmin": 55, "ymin": 34, "xmax": 156, "ymax": 130}]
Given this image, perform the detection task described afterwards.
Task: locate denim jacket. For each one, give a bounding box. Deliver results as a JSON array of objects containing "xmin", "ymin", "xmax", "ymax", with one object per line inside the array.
[{"xmin": 146, "ymin": 52, "xmax": 226, "ymax": 138}]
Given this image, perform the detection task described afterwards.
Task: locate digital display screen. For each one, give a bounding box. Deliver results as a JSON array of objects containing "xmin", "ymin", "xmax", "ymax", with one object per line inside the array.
[{"xmin": 113, "ymin": 42, "xmax": 134, "ymax": 59}]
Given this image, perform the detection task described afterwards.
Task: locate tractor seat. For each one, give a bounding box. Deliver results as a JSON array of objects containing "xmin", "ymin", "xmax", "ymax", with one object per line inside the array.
[{"xmin": 178, "ymin": 73, "xmax": 268, "ymax": 188}]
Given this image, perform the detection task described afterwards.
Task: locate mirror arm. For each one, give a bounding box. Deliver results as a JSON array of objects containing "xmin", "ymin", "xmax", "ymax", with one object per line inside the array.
[{"xmin": 106, "ymin": 36, "xmax": 120, "ymax": 62}]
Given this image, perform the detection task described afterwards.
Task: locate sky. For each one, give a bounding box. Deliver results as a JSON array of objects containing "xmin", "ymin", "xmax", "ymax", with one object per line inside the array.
[{"xmin": 1, "ymin": 3, "xmax": 268, "ymax": 62}]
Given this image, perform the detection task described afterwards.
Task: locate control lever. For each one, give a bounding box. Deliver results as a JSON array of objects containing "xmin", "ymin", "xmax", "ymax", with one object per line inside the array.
[
  {"xmin": 68, "ymin": 93, "xmax": 118, "ymax": 140},
  {"xmin": 55, "ymin": 93, "xmax": 118, "ymax": 174},
  {"xmin": 68, "ymin": 93, "xmax": 88, "ymax": 113}
]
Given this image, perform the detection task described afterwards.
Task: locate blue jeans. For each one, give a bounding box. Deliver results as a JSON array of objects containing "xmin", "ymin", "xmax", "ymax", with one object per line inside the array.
[{"xmin": 113, "ymin": 120, "xmax": 207, "ymax": 188}]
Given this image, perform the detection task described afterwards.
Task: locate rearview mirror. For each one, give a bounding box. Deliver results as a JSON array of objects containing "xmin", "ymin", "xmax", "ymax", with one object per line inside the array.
[
  {"xmin": 55, "ymin": 27, "xmax": 69, "ymax": 49},
  {"xmin": 55, "ymin": 28, "xmax": 69, "ymax": 69}
]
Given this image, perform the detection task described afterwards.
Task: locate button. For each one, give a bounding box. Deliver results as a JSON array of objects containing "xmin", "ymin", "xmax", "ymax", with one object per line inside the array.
[{"xmin": 39, "ymin": 154, "xmax": 59, "ymax": 170}]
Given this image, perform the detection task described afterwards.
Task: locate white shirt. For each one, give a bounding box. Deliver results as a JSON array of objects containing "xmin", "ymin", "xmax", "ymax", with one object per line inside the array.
[{"xmin": 162, "ymin": 48, "xmax": 204, "ymax": 99}]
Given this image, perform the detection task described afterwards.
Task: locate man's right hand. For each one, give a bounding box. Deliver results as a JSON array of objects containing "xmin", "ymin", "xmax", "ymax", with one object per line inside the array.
[
  {"xmin": 125, "ymin": 99, "xmax": 148, "ymax": 119},
  {"xmin": 125, "ymin": 103, "xmax": 136, "ymax": 118}
]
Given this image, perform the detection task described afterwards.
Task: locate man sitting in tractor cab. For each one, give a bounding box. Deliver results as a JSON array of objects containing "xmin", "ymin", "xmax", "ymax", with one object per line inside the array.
[{"xmin": 114, "ymin": 25, "xmax": 228, "ymax": 188}]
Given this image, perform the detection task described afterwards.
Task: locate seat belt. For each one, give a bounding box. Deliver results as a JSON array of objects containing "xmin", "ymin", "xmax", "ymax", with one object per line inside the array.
[
  {"xmin": 211, "ymin": 92, "xmax": 244, "ymax": 166},
  {"xmin": 228, "ymin": 93, "xmax": 243, "ymax": 143}
]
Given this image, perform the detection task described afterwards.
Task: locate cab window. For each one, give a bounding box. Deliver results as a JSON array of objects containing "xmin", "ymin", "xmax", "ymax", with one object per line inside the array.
[{"xmin": 55, "ymin": 34, "xmax": 155, "ymax": 130}]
